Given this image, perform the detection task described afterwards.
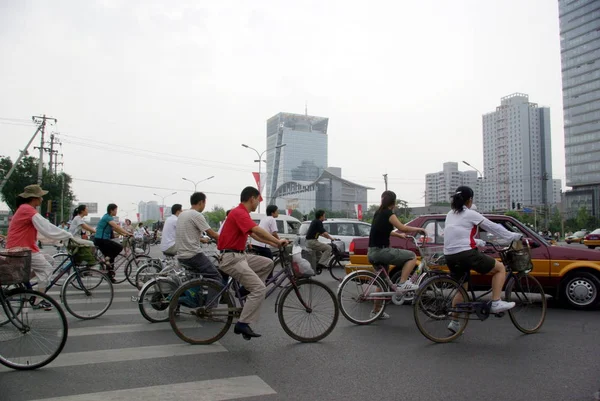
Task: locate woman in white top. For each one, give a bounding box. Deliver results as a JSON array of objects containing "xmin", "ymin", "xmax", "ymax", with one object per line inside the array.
[
  {"xmin": 69, "ymin": 205, "xmax": 96, "ymax": 239},
  {"xmin": 444, "ymin": 186, "xmax": 523, "ymax": 333}
]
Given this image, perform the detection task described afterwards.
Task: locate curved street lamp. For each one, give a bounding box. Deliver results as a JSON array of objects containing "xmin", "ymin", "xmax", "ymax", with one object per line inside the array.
[
  {"xmin": 153, "ymin": 192, "xmax": 177, "ymax": 221},
  {"xmin": 182, "ymin": 176, "xmax": 215, "ymax": 192},
  {"xmin": 242, "ymin": 143, "xmax": 286, "ymax": 213}
]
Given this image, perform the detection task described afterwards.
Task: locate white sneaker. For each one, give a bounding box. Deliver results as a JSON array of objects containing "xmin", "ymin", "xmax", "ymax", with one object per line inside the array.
[
  {"xmin": 396, "ymin": 281, "xmax": 419, "ymax": 294},
  {"xmin": 447, "ymin": 320, "xmax": 460, "ymax": 334},
  {"xmin": 370, "ymin": 310, "xmax": 390, "ymax": 320},
  {"xmin": 490, "ymin": 300, "xmax": 515, "ymax": 313}
]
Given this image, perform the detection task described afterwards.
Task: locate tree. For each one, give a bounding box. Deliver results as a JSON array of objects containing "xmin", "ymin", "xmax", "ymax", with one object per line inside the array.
[
  {"xmin": 203, "ymin": 206, "xmax": 226, "ymax": 230},
  {"xmin": 290, "ymin": 209, "xmax": 303, "ymax": 221},
  {"xmin": 504, "ymin": 210, "xmax": 523, "ymax": 222},
  {"xmin": 0, "ymin": 156, "xmax": 77, "ymax": 223}
]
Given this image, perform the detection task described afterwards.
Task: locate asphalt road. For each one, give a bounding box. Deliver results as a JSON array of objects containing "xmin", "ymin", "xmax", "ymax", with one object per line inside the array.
[{"xmin": 1, "ymin": 245, "xmax": 599, "ymax": 401}]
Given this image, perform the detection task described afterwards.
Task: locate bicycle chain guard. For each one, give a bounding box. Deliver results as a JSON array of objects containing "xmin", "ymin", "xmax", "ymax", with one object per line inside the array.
[{"xmin": 455, "ymin": 301, "xmax": 492, "ymax": 321}]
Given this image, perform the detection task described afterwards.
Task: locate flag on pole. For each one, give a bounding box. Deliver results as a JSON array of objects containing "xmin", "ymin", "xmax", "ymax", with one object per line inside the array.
[{"xmin": 252, "ymin": 172, "xmax": 265, "ymax": 202}]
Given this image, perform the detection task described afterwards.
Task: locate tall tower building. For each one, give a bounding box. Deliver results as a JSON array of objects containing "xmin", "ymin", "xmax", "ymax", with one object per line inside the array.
[
  {"xmin": 482, "ymin": 93, "xmax": 553, "ymax": 212},
  {"xmin": 425, "ymin": 162, "xmax": 480, "ymax": 206},
  {"xmin": 559, "ymin": 0, "xmax": 600, "ymax": 217},
  {"xmin": 266, "ymin": 112, "xmax": 328, "ymax": 203}
]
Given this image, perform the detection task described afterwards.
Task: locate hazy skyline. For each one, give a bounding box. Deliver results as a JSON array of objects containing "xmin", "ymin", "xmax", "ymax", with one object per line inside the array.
[{"xmin": 1, "ymin": 0, "xmax": 565, "ymax": 217}]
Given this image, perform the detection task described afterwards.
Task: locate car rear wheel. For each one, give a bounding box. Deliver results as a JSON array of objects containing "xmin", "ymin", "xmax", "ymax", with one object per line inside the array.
[
  {"xmin": 560, "ymin": 271, "xmax": 600, "ymax": 309},
  {"xmin": 587, "ymin": 246, "xmax": 596, "ymax": 249}
]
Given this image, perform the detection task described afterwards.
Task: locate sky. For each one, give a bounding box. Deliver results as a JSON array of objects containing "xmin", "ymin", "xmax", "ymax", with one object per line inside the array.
[{"xmin": 0, "ymin": 0, "xmax": 565, "ymax": 218}]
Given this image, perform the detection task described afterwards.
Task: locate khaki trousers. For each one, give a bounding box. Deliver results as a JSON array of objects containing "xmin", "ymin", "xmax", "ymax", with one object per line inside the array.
[
  {"xmin": 306, "ymin": 239, "xmax": 331, "ymax": 266},
  {"xmin": 219, "ymin": 252, "xmax": 274, "ymax": 324}
]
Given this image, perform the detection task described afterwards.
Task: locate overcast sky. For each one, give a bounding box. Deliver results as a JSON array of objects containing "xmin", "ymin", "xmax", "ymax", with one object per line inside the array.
[{"xmin": 0, "ymin": 0, "xmax": 564, "ymax": 218}]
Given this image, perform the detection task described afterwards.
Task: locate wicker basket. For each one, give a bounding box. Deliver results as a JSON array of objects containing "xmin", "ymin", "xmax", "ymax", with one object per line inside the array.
[
  {"xmin": 0, "ymin": 248, "xmax": 32, "ymax": 285},
  {"xmin": 419, "ymin": 246, "xmax": 446, "ymax": 267},
  {"xmin": 504, "ymin": 247, "xmax": 533, "ymax": 273}
]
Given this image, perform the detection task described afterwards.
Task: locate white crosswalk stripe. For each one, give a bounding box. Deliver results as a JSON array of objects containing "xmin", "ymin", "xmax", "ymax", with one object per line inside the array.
[{"xmin": 28, "ymin": 376, "xmax": 277, "ymax": 401}]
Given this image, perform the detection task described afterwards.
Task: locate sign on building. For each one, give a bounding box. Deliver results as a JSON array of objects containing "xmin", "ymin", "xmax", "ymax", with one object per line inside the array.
[{"xmin": 78, "ymin": 202, "xmax": 98, "ymax": 214}]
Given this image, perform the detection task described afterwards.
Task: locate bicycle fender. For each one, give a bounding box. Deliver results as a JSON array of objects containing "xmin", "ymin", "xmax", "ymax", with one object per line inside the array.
[{"xmin": 138, "ymin": 277, "xmax": 177, "ymax": 298}]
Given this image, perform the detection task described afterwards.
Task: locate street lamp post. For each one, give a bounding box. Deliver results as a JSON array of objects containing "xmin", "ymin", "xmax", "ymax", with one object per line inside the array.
[
  {"xmin": 241, "ymin": 143, "xmax": 286, "ymax": 213},
  {"xmin": 462, "ymin": 160, "xmax": 484, "ymax": 178},
  {"xmin": 182, "ymin": 176, "xmax": 215, "ymax": 192},
  {"xmin": 153, "ymin": 192, "xmax": 177, "ymax": 221}
]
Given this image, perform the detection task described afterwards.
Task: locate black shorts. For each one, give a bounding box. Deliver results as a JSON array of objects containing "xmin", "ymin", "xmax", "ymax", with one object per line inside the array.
[{"xmin": 444, "ymin": 249, "xmax": 496, "ymax": 282}]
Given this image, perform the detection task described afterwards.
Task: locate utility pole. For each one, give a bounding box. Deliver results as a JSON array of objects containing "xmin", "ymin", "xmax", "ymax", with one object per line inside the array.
[
  {"xmin": 0, "ymin": 120, "xmax": 44, "ymax": 192},
  {"xmin": 383, "ymin": 174, "xmax": 388, "ymax": 191},
  {"xmin": 48, "ymin": 133, "xmax": 60, "ymax": 176},
  {"xmin": 32, "ymin": 115, "xmax": 57, "ymax": 185}
]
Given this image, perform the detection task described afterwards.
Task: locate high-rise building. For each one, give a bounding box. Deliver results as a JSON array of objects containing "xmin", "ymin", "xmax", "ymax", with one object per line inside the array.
[
  {"xmin": 425, "ymin": 162, "xmax": 480, "ymax": 206},
  {"xmin": 266, "ymin": 112, "xmax": 328, "ymax": 203},
  {"xmin": 553, "ymin": 179, "xmax": 563, "ymax": 205},
  {"xmin": 482, "ymin": 93, "xmax": 553, "ymax": 212},
  {"xmin": 559, "ymin": 0, "xmax": 600, "ymax": 218},
  {"xmin": 137, "ymin": 201, "xmax": 160, "ymax": 222}
]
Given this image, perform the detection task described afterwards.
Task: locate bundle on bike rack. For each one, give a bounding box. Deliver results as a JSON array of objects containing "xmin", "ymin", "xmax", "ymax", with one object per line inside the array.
[
  {"xmin": 0, "ymin": 248, "xmax": 32, "ymax": 285},
  {"xmin": 67, "ymin": 239, "xmax": 98, "ymax": 266},
  {"xmin": 419, "ymin": 245, "xmax": 446, "ymax": 267},
  {"xmin": 501, "ymin": 240, "xmax": 533, "ymax": 273}
]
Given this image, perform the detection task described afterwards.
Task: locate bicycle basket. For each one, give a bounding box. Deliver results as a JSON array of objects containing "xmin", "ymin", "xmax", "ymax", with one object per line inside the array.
[
  {"xmin": 0, "ymin": 248, "xmax": 32, "ymax": 285},
  {"xmin": 67, "ymin": 239, "xmax": 97, "ymax": 266},
  {"xmin": 504, "ymin": 246, "xmax": 533, "ymax": 273},
  {"xmin": 419, "ymin": 246, "xmax": 446, "ymax": 267}
]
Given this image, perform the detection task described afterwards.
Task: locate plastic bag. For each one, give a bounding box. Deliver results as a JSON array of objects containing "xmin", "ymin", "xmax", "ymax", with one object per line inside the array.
[{"xmin": 291, "ymin": 246, "xmax": 315, "ymax": 277}]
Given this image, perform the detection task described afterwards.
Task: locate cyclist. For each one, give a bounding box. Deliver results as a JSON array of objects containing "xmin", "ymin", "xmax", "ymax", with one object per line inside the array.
[
  {"xmin": 249, "ymin": 204, "xmax": 279, "ymax": 260},
  {"xmin": 161, "ymin": 203, "xmax": 182, "ymax": 256},
  {"xmin": 368, "ymin": 190, "xmax": 426, "ymax": 319},
  {"xmin": 70, "ymin": 204, "xmax": 96, "ymax": 239},
  {"xmin": 218, "ymin": 187, "xmax": 288, "ymax": 340},
  {"xmin": 444, "ymin": 186, "xmax": 523, "ymax": 333},
  {"xmin": 6, "ymin": 185, "xmax": 74, "ymax": 309},
  {"xmin": 305, "ymin": 210, "xmax": 339, "ymax": 271},
  {"xmin": 94, "ymin": 203, "xmax": 132, "ymax": 282},
  {"xmin": 175, "ymin": 193, "xmax": 220, "ymax": 281}
]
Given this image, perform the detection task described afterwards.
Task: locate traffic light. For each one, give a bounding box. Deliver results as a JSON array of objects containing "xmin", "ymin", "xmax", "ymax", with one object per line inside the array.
[
  {"xmin": 512, "ymin": 202, "xmax": 516, "ymax": 210},
  {"xmin": 517, "ymin": 202, "xmax": 522, "ymax": 210},
  {"xmin": 51, "ymin": 200, "xmax": 59, "ymax": 213}
]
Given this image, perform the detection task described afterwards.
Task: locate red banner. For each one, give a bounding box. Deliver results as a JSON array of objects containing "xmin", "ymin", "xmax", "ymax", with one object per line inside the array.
[
  {"xmin": 252, "ymin": 172, "xmax": 263, "ymax": 202},
  {"xmin": 136, "ymin": 213, "xmax": 140, "ymax": 222},
  {"xmin": 159, "ymin": 206, "xmax": 164, "ymax": 220},
  {"xmin": 357, "ymin": 204, "xmax": 363, "ymax": 220}
]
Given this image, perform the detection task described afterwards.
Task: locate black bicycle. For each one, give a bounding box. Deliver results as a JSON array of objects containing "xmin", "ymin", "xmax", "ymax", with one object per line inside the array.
[
  {"xmin": 413, "ymin": 241, "xmax": 547, "ymax": 343},
  {"xmin": 0, "ymin": 249, "xmax": 68, "ymax": 370},
  {"xmin": 314, "ymin": 240, "xmax": 345, "ymax": 281},
  {"xmin": 168, "ymin": 245, "xmax": 339, "ymax": 344}
]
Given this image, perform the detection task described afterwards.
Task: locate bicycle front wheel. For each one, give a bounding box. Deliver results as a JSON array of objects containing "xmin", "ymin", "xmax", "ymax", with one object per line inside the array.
[
  {"xmin": 0, "ymin": 289, "xmax": 68, "ymax": 370},
  {"xmin": 125, "ymin": 255, "xmax": 152, "ymax": 287},
  {"xmin": 328, "ymin": 257, "xmax": 345, "ymax": 282},
  {"xmin": 278, "ymin": 279, "xmax": 339, "ymax": 342},
  {"xmin": 169, "ymin": 279, "xmax": 233, "ymax": 344},
  {"xmin": 506, "ymin": 274, "xmax": 547, "ymax": 334},
  {"xmin": 134, "ymin": 260, "xmax": 162, "ymax": 289},
  {"xmin": 337, "ymin": 270, "xmax": 388, "ymax": 325},
  {"xmin": 61, "ymin": 268, "xmax": 114, "ymax": 320},
  {"xmin": 413, "ymin": 276, "xmax": 469, "ymax": 343},
  {"xmin": 139, "ymin": 279, "xmax": 178, "ymax": 323}
]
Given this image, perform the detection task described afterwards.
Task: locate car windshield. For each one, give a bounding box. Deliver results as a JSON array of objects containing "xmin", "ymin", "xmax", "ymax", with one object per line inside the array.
[
  {"xmin": 287, "ymin": 221, "xmax": 300, "ymax": 235},
  {"xmin": 573, "ymin": 231, "xmax": 587, "ymax": 236},
  {"xmin": 589, "ymin": 229, "xmax": 600, "ymax": 235}
]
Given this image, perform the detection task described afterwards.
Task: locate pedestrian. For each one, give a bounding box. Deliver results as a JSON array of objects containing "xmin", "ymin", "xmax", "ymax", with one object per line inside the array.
[
  {"xmin": 6, "ymin": 185, "xmax": 73, "ymax": 308},
  {"xmin": 217, "ymin": 187, "xmax": 288, "ymax": 340}
]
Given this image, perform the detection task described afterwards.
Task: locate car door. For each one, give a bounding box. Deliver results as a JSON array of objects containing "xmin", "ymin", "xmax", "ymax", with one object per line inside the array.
[{"xmin": 476, "ymin": 218, "xmax": 550, "ymax": 286}]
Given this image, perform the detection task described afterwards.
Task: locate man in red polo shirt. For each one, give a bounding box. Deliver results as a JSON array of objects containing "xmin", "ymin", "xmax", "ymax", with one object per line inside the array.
[{"xmin": 218, "ymin": 186, "xmax": 288, "ymax": 340}]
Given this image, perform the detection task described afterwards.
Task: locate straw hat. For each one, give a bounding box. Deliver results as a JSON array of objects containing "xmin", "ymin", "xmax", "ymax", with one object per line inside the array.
[{"xmin": 19, "ymin": 184, "xmax": 49, "ymax": 198}]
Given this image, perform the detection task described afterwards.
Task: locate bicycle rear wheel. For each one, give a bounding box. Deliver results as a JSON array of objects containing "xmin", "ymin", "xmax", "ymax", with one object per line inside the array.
[
  {"xmin": 0, "ymin": 289, "xmax": 68, "ymax": 370},
  {"xmin": 278, "ymin": 279, "xmax": 339, "ymax": 342},
  {"xmin": 413, "ymin": 276, "xmax": 469, "ymax": 343},
  {"xmin": 337, "ymin": 270, "xmax": 388, "ymax": 325},
  {"xmin": 134, "ymin": 260, "xmax": 163, "ymax": 289},
  {"xmin": 52, "ymin": 253, "xmax": 70, "ymax": 286},
  {"xmin": 125, "ymin": 255, "xmax": 152, "ymax": 287},
  {"xmin": 169, "ymin": 279, "xmax": 233, "ymax": 344},
  {"xmin": 506, "ymin": 274, "xmax": 547, "ymax": 334},
  {"xmin": 139, "ymin": 279, "xmax": 178, "ymax": 323},
  {"xmin": 61, "ymin": 268, "xmax": 114, "ymax": 320}
]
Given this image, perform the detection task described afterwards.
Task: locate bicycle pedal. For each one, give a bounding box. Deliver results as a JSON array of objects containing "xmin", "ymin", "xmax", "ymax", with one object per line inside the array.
[{"xmin": 130, "ymin": 296, "xmax": 139, "ymax": 302}]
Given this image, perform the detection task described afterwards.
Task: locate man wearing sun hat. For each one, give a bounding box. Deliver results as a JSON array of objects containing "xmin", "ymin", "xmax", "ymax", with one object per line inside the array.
[{"xmin": 6, "ymin": 184, "xmax": 73, "ymax": 309}]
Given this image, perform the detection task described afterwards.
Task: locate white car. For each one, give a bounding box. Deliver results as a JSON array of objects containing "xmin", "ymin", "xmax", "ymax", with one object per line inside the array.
[{"xmin": 297, "ymin": 218, "xmax": 371, "ymax": 258}]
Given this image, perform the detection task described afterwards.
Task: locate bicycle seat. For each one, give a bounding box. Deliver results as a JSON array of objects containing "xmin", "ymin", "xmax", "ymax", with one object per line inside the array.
[
  {"xmin": 368, "ymin": 260, "xmax": 389, "ymax": 270},
  {"xmin": 163, "ymin": 251, "xmax": 176, "ymax": 257}
]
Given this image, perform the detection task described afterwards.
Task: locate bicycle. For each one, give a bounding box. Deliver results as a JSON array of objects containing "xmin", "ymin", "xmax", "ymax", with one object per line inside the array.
[
  {"xmin": 337, "ymin": 235, "xmax": 440, "ymax": 325},
  {"xmin": 413, "ymin": 240, "xmax": 547, "ymax": 343},
  {"xmin": 314, "ymin": 240, "xmax": 345, "ymax": 281},
  {"xmin": 168, "ymin": 245, "xmax": 339, "ymax": 344},
  {"xmin": 108, "ymin": 237, "xmax": 152, "ymax": 286},
  {"xmin": 0, "ymin": 248, "xmax": 68, "ymax": 370},
  {"xmin": 25, "ymin": 239, "xmax": 115, "ymax": 320}
]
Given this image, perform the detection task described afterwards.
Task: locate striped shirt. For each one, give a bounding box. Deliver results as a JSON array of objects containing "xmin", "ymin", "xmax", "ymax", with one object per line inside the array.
[{"xmin": 175, "ymin": 209, "xmax": 211, "ymax": 259}]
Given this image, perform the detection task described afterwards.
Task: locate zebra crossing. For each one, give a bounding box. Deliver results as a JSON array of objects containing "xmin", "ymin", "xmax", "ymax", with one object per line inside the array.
[{"xmin": 1, "ymin": 280, "xmax": 279, "ymax": 401}]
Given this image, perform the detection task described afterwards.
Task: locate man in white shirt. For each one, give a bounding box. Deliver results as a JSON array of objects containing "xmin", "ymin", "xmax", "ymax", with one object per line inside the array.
[
  {"xmin": 160, "ymin": 204, "xmax": 182, "ymax": 256},
  {"xmin": 250, "ymin": 205, "xmax": 279, "ymax": 260}
]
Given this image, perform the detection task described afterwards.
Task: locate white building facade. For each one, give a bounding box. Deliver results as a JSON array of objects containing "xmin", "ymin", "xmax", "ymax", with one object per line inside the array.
[
  {"xmin": 482, "ymin": 93, "xmax": 554, "ymax": 212},
  {"xmin": 425, "ymin": 162, "xmax": 480, "ymax": 206}
]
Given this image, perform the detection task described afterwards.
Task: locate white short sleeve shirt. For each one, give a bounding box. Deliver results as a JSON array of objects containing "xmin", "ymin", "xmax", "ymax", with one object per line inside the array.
[{"xmin": 250, "ymin": 216, "xmax": 278, "ymax": 247}]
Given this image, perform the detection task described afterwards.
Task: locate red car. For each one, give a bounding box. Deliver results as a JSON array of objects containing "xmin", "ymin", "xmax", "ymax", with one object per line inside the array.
[{"xmin": 348, "ymin": 214, "xmax": 600, "ymax": 310}]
